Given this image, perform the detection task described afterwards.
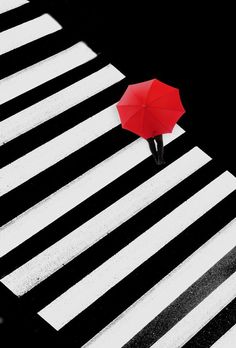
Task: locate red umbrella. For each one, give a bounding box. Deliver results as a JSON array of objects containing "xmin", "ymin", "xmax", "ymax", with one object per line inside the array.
[{"xmin": 116, "ymin": 79, "xmax": 185, "ymax": 139}]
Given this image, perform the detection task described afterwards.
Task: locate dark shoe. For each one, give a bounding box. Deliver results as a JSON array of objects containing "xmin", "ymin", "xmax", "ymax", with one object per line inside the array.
[
  {"xmin": 154, "ymin": 158, "xmax": 159, "ymax": 165},
  {"xmin": 157, "ymin": 160, "xmax": 166, "ymax": 165}
]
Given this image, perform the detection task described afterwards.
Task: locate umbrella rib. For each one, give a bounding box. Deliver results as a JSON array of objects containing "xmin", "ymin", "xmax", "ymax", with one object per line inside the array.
[
  {"xmin": 140, "ymin": 81, "xmax": 153, "ymax": 137},
  {"xmin": 145, "ymin": 79, "xmax": 156, "ymax": 104},
  {"xmin": 130, "ymin": 80, "xmax": 155, "ymax": 103},
  {"xmin": 147, "ymin": 107, "xmax": 173, "ymax": 131},
  {"xmin": 130, "ymin": 90, "xmax": 145, "ymax": 104},
  {"xmin": 148, "ymin": 106, "xmax": 185, "ymax": 112},
  {"xmin": 122, "ymin": 107, "xmax": 143, "ymax": 127},
  {"xmin": 148, "ymin": 89, "xmax": 179, "ymax": 105},
  {"xmin": 141, "ymin": 106, "xmax": 146, "ymax": 137},
  {"xmin": 118, "ymin": 104, "xmax": 142, "ymax": 107}
]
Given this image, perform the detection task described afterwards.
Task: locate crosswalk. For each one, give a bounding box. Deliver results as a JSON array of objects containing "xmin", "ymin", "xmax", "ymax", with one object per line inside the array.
[
  {"xmin": 1, "ymin": 146, "xmax": 210, "ymax": 294},
  {"xmin": 0, "ymin": 2, "xmax": 236, "ymax": 347},
  {"xmin": 81, "ymin": 216, "xmax": 236, "ymax": 348}
]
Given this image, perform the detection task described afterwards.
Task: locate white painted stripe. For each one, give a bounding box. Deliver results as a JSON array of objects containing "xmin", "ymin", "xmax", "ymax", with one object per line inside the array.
[
  {"xmin": 0, "ymin": 0, "xmax": 28, "ymax": 14},
  {"xmin": 151, "ymin": 239, "xmax": 236, "ymax": 347},
  {"xmin": 1, "ymin": 147, "xmax": 210, "ymax": 296},
  {"xmin": 0, "ymin": 63, "xmax": 122, "ymax": 146},
  {"xmin": 0, "ymin": 103, "xmax": 119, "ymax": 197},
  {"xmin": 0, "ymin": 14, "xmax": 61, "ymax": 57},
  {"xmin": 0, "ymin": 39, "xmax": 96, "ymax": 106},
  {"xmin": 36, "ymin": 150, "xmax": 217, "ymax": 330},
  {"xmin": 0, "ymin": 66, "xmax": 124, "ymax": 196},
  {"xmin": 0, "ymin": 125, "xmax": 184, "ymax": 258},
  {"xmin": 79, "ymin": 176, "xmax": 236, "ymax": 347},
  {"xmin": 210, "ymin": 323, "xmax": 236, "ymax": 348}
]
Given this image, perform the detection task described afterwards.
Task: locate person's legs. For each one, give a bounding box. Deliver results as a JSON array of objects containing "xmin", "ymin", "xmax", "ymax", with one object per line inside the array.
[
  {"xmin": 154, "ymin": 134, "xmax": 165, "ymax": 164},
  {"xmin": 147, "ymin": 137, "xmax": 159, "ymax": 165}
]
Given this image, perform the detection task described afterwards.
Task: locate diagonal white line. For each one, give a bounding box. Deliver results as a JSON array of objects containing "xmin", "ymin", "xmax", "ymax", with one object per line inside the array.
[
  {"xmin": 0, "ymin": 0, "xmax": 28, "ymax": 14},
  {"xmin": 37, "ymin": 173, "xmax": 235, "ymax": 332},
  {"xmin": 0, "ymin": 125, "xmax": 184, "ymax": 258},
  {"xmin": 0, "ymin": 14, "xmax": 61, "ymax": 57},
  {"xmin": 1, "ymin": 146, "xmax": 210, "ymax": 296},
  {"xmin": 0, "ymin": 66, "xmax": 125, "ymax": 197},
  {"xmin": 0, "ymin": 62, "xmax": 123, "ymax": 146},
  {"xmin": 152, "ymin": 248, "xmax": 236, "ymax": 347},
  {"xmin": 79, "ymin": 175, "xmax": 236, "ymax": 347},
  {"xmin": 0, "ymin": 40, "xmax": 96, "ymax": 106},
  {"xmin": 210, "ymin": 323, "xmax": 236, "ymax": 348}
]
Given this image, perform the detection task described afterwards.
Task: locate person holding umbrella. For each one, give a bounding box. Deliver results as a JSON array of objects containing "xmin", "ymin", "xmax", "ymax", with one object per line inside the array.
[
  {"xmin": 116, "ymin": 78, "xmax": 185, "ymax": 167},
  {"xmin": 147, "ymin": 134, "xmax": 165, "ymax": 165}
]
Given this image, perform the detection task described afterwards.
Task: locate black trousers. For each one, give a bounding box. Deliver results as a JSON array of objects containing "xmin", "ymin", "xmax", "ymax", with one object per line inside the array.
[{"xmin": 146, "ymin": 135, "xmax": 165, "ymax": 164}]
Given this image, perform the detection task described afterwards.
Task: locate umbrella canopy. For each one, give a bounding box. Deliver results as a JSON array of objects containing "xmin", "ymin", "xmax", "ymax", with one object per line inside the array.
[{"xmin": 116, "ymin": 79, "xmax": 185, "ymax": 139}]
